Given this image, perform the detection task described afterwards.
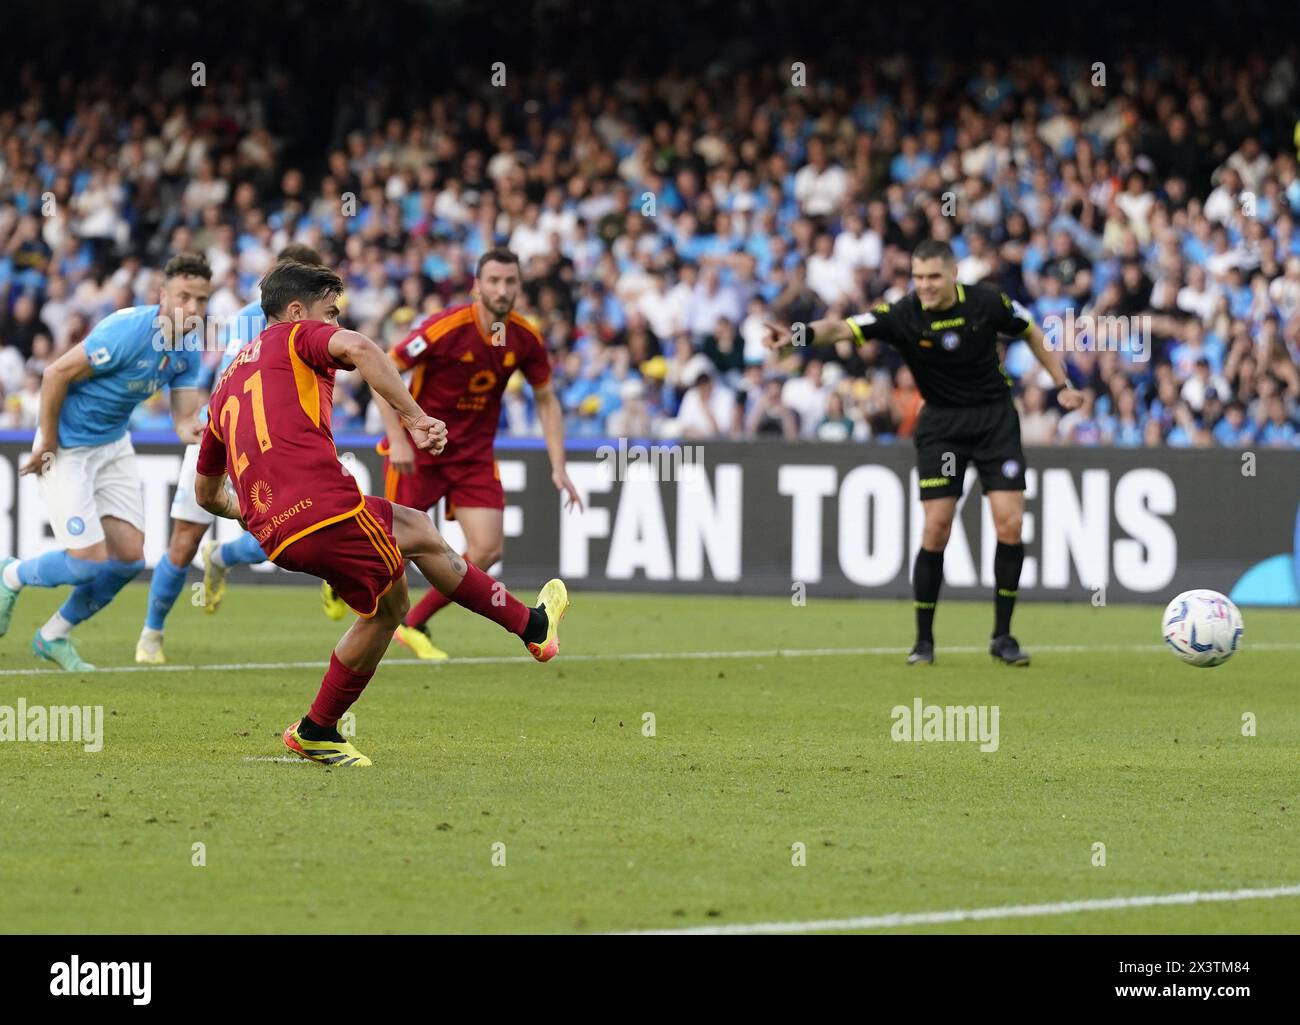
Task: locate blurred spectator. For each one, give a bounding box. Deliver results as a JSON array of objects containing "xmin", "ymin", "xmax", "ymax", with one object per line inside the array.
[
  {"xmin": 701, "ymin": 317, "xmax": 745, "ymax": 381},
  {"xmin": 745, "ymin": 376, "xmax": 799, "ymax": 438},
  {"xmin": 0, "ymin": 293, "xmax": 43, "ymax": 358},
  {"xmin": 816, "ymin": 392, "xmax": 856, "ymax": 442},
  {"xmin": 1108, "ymin": 388, "xmax": 1146, "ymax": 447},
  {"xmin": 607, "ymin": 379, "xmax": 654, "ymax": 438},
  {"xmin": 1018, "ymin": 384, "xmax": 1060, "ymax": 445},
  {"xmin": 3, "ymin": 369, "xmax": 42, "ymax": 428},
  {"xmin": 794, "ymin": 137, "xmax": 849, "ymax": 218},
  {"xmin": 891, "ymin": 366, "xmax": 923, "ymax": 438},
  {"xmin": 1213, "ymin": 401, "xmax": 1256, "ymax": 446},
  {"xmin": 1059, "ymin": 388, "xmax": 1104, "ymax": 445},
  {"xmin": 672, "ymin": 364, "xmax": 737, "ymax": 440},
  {"xmin": 782, "ymin": 358, "xmax": 831, "ymax": 436},
  {"xmin": 1257, "ymin": 394, "xmax": 1299, "ymax": 446}
]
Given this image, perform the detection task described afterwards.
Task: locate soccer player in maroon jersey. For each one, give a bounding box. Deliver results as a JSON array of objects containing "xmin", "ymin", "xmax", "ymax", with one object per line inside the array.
[
  {"xmin": 194, "ymin": 261, "xmax": 569, "ymax": 767},
  {"xmin": 350, "ymin": 247, "xmax": 582, "ymax": 660}
]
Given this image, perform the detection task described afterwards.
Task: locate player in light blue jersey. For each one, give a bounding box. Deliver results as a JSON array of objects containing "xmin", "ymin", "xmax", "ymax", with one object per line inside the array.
[
  {"xmin": 0, "ymin": 254, "xmax": 213, "ymax": 671},
  {"xmin": 136, "ymin": 244, "xmax": 324, "ymax": 663}
]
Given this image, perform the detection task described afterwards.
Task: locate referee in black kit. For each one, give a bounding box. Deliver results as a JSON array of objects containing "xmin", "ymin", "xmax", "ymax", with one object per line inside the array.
[{"xmin": 767, "ymin": 239, "xmax": 1084, "ymax": 666}]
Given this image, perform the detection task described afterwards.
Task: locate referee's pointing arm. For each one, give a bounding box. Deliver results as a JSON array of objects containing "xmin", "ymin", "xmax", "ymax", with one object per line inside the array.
[
  {"xmin": 763, "ymin": 314, "xmax": 857, "ymax": 351},
  {"xmin": 765, "ymin": 304, "xmax": 1086, "ymax": 411}
]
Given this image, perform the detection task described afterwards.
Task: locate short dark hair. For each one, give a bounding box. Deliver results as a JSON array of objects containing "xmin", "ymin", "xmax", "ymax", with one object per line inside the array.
[
  {"xmin": 259, "ymin": 261, "xmax": 344, "ymax": 318},
  {"xmin": 912, "ymin": 239, "xmax": 955, "ymax": 265},
  {"xmin": 275, "ymin": 243, "xmax": 324, "ymax": 267},
  {"xmin": 476, "ymin": 247, "xmax": 520, "ymax": 276},
  {"xmin": 163, "ymin": 253, "xmax": 212, "ymax": 281}
]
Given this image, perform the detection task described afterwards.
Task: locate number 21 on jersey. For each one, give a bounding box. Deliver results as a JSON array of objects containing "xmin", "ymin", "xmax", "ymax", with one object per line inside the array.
[{"xmin": 219, "ymin": 370, "xmax": 273, "ymax": 479}]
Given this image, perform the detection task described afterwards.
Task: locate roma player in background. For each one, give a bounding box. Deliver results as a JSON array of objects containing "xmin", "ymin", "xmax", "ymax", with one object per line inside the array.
[
  {"xmin": 195, "ymin": 261, "xmax": 569, "ymax": 767},
  {"xmin": 348, "ymin": 247, "xmax": 582, "ymax": 660}
]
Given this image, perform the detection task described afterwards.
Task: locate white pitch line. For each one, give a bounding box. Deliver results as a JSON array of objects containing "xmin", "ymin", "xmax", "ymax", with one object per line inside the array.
[
  {"xmin": 242, "ymin": 755, "xmax": 309, "ymax": 764},
  {"xmin": 625, "ymin": 883, "xmax": 1300, "ymax": 935},
  {"xmin": 0, "ymin": 641, "xmax": 1297, "ymax": 677}
]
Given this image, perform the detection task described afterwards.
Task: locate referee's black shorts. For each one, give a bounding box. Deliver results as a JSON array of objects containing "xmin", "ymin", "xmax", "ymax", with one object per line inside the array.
[{"xmin": 913, "ymin": 398, "xmax": 1026, "ymax": 501}]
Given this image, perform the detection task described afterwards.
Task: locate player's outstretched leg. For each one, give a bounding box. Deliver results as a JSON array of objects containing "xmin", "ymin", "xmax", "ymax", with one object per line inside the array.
[
  {"xmin": 137, "ymin": 519, "xmax": 208, "ymax": 664},
  {"xmin": 988, "ymin": 491, "xmax": 1030, "ymax": 667},
  {"xmin": 399, "ymin": 508, "xmax": 503, "ymax": 660},
  {"xmin": 389, "ymin": 503, "xmax": 568, "ymax": 662},
  {"xmin": 199, "ymin": 530, "xmax": 264, "ymax": 616},
  {"xmin": 284, "ymin": 578, "xmax": 410, "ymax": 769}
]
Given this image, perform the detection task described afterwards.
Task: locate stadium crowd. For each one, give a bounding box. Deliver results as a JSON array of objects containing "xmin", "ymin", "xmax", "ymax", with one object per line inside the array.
[{"xmin": 3, "ymin": 47, "xmax": 1300, "ymax": 448}]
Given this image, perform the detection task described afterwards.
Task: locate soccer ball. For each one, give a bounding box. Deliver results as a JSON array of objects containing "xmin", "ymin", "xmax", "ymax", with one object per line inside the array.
[{"xmin": 1161, "ymin": 589, "xmax": 1244, "ymax": 668}]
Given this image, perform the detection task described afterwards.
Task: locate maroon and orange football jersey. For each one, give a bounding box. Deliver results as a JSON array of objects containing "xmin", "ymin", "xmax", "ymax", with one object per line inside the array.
[
  {"xmin": 196, "ymin": 319, "xmax": 366, "ymax": 560},
  {"xmin": 388, "ymin": 302, "xmax": 551, "ymax": 465}
]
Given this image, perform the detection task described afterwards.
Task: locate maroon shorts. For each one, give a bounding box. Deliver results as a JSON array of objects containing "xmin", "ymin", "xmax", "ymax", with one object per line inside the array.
[
  {"xmin": 273, "ymin": 496, "xmax": 404, "ymax": 618},
  {"xmin": 382, "ymin": 456, "xmax": 504, "ymax": 520}
]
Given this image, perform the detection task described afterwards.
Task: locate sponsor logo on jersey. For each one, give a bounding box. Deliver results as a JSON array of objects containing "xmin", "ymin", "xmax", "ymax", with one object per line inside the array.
[
  {"xmin": 931, "ymin": 317, "xmax": 965, "ymax": 329},
  {"xmin": 250, "ymin": 480, "xmax": 273, "ymax": 514},
  {"xmin": 467, "ymin": 369, "xmax": 498, "ymax": 393},
  {"xmin": 256, "ymin": 496, "xmax": 315, "ymax": 542}
]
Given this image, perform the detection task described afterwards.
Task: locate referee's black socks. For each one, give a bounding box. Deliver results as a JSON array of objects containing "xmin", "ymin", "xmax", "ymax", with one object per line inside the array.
[
  {"xmin": 993, "ymin": 541, "xmax": 1025, "ymax": 637},
  {"xmin": 913, "ymin": 547, "xmax": 944, "ymax": 644}
]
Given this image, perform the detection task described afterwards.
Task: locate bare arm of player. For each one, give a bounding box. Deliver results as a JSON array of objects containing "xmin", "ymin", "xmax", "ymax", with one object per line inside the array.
[
  {"xmin": 1023, "ymin": 322, "xmax": 1085, "ymax": 410},
  {"xmin": 169, "ymin": 387, "xmax": 207, "ymax": 443},
  {"xmin": 194, "ymin": 471, "xmax": 247, "ymax": 529},
  {"xmin": 327, "ymin": 330, "xmax": 448, "ymax": 456},
  {"xmin": 763, "ymin": 316, "xmax": 854, "ymax": 352},
  {"xmin": 371, "ymin": 390, "xmax": 416, "ymax": 474},
  {"xmin": 21, "ymin": 343, "xmax": 95, "ymax": 476},
  {"xmin": 533, "ymin": 381, "xmax": 583, "ymax": 512}
]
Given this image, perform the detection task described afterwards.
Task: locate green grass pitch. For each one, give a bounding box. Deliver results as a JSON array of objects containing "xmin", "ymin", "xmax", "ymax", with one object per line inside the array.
[{"xmin": 1, "ymin": 580, "xmax": 1296, "ymax": 934}]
